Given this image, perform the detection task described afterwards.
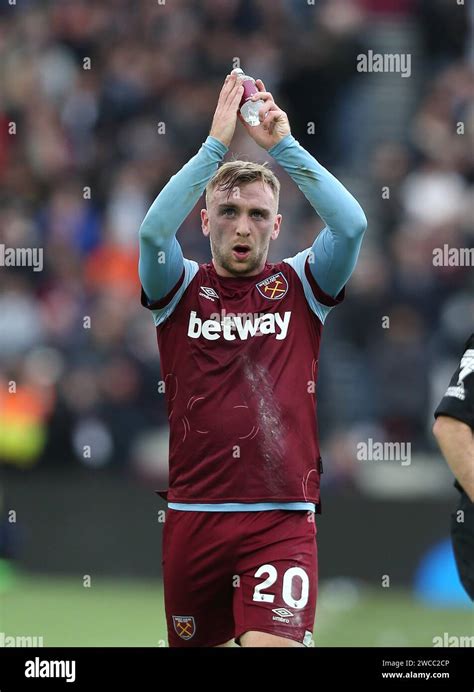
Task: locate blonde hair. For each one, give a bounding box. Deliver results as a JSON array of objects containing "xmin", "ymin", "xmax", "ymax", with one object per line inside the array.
[{"xmin": 205, "ymin": 160, "xmax": 280, "ymax": 209}]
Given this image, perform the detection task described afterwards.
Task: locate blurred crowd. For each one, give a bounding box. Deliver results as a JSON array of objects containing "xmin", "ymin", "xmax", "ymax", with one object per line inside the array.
[{"xmin": 0, "ymin": 0, "xmax": 472, "ymax": 484}]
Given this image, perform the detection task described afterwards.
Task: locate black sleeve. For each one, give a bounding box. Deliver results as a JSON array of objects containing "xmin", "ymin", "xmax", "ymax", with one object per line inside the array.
[{"xmin": 434, "ymin": 334, "xmax": 474, "ymax": 430}]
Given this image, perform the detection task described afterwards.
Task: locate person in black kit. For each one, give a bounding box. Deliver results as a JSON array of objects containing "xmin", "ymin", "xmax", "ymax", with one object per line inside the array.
[{"xmin": 433, "ymin": 334, "xmax": 474, "ymax": 601}]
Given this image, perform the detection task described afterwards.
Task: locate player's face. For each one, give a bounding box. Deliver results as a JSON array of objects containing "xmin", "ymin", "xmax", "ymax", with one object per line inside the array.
[{"xmin": 201, "ymin": 181, "xmax": 282, "ymax": 277}]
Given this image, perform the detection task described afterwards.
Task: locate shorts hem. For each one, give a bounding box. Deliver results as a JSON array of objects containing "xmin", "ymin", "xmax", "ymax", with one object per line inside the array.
[
  {"xmin": 235, "ymin": 626, "xmax": 307, "ymax": 647},
  {"xmin": 167, "ymin": 497, "xmax": 319, "ymax": 504},
  {"xmin": 168, "ymin": 634, "xmax": 235, "ymax": 648}
]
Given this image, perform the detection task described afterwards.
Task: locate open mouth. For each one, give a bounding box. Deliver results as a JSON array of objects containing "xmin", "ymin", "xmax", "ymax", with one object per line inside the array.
[{"xmin": 232, "ymin": 244, "xmax": 251, "ymax": 260}]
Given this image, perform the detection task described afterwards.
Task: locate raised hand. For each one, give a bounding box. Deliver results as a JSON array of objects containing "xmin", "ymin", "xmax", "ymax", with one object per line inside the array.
[
  {"xmin": 209, "ymin": 73, "xmax": 244, "ymax": 147},
  {"xmin": 238, "ymin": 79, "xmax": 291, "ymax": 150}
]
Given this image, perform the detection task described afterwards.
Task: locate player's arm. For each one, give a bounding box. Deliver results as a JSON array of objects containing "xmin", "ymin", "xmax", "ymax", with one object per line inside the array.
[
  {"xmin": 270, "ymin": 137, "xmax": 367, "ymax": 298},
  {"xmin": 432, "ymin": 417, "xmax": 474, "ymax": 501},
  {"xmin": 139, "ymin": 73, "xmax": 243, "ymax": 303},
  {"xmin": 240, "ymin": 79, "xmax": 367, "ymax": 298},
  {"xmin": 433, "ymin": 336, "xmax": 474, "ymax": 501},
  {"xmin": 139, "ymin": 138, "xmax": 227, "ymax": 303}
]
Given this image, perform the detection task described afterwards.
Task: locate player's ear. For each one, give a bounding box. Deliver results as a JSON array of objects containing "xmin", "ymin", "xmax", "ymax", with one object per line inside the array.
[
  {"xmin": 201, "ymin": 208, "xmax": 210, "ymax": 236},
  {"xmin": 271, "ymin": 213, "xmax": 282, "ymax": 240}
]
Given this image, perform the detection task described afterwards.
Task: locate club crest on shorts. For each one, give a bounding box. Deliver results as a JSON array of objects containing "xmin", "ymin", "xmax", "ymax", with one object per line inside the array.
[
  {"xmin": 172, "ymin": 615, "xmax": 196, "ymax": 640},
  {"xmin": 256, "ymin": 272, "xmax": 288, "ymax": 300}
]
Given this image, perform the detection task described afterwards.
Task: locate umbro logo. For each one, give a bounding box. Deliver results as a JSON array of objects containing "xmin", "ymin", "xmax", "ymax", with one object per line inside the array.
[
  {"xmin": 272, "ymin": 608, "xmax": 294, "ymax": 618},
  {"xmin": 199, "ymin": 286, "xmax": 219, "ymax": 302},
  {"xmin": 272, "ymin": 607, "xmax": 294, "ymax": 624}
]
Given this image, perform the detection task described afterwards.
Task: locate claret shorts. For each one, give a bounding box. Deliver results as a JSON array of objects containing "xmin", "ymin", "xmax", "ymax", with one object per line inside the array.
[{"xmin": 162, "ymin": 508, "xmax": 318, "ymax": 647}]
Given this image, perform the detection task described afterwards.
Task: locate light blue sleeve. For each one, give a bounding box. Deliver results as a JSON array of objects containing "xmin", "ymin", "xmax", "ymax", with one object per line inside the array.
[
  {"xmin": 269, "ymin": 134, "xmax": 367, "ymax": 299},
  {"xmin": 149, "ymin": 258, "xmax": 200, "ymax": 327},
  {"xmin": 283, "ymin": 248, "xmax": 332, "ymax": 325},
  {"xmin": 139, "ymin": 135, "xmax": 228, "ymax": 304}
]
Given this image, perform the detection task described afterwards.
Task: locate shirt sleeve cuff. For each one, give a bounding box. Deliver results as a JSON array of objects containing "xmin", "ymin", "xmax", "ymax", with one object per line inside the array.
[
  {"xmin": 268, "ymin": 133, "xmax": 297, "ymax": 158},
  {"xmin": 204, "ymin": 135, "xmax": 229, "ymax": 158}
]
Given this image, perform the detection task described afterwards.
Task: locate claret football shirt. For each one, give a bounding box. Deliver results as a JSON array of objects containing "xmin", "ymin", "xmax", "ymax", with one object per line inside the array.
[{"xmin": 142, "ymin": 249, "xmax": 344, "ymax": 507}]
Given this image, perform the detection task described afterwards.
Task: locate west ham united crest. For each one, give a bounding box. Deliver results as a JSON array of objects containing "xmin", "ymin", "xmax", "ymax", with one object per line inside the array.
[
  {"xmin": 172, "ymin": 615, "xmax": 196, "ymax": 640},
  {"xmin": 256, "ymin": 272, "xmax": 288, "ymax": 300}
]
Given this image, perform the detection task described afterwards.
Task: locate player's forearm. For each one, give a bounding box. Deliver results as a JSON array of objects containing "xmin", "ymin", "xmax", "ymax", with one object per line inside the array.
[
  {"xmin": 268, "ymin": 134, "xmax": 367, "ymax": 239},
  {"xmin": 269, "ymin": 134, "xmax": 367, "ymax": 297},
  {"xmin": 139, "ymin": 135, "xmax": 227, "ymax": 301},
  {"xmin": 433, "ymin": 416, "xmax": 474, "ymax": 501},
  {"xmin": 139, "ymin": 135, "xmax": 228, "ymax": 247}
]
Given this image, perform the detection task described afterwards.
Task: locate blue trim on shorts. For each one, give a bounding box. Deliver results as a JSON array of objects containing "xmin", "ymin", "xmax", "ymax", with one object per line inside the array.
[{"xmin": 168, "ymin": 501, "xmax": 316, "ymax": 512}]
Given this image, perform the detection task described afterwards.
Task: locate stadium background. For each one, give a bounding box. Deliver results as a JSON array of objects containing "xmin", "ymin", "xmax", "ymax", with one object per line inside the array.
[{"xmin": 0, "ymin": 0, "xmax": 472, "ymax": 646}]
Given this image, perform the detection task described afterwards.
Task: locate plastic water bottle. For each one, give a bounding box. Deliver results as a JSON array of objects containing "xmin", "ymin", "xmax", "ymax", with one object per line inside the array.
[{"xmin": 231, "ymin": 68, "xmax": 265, "ymax": 127}]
